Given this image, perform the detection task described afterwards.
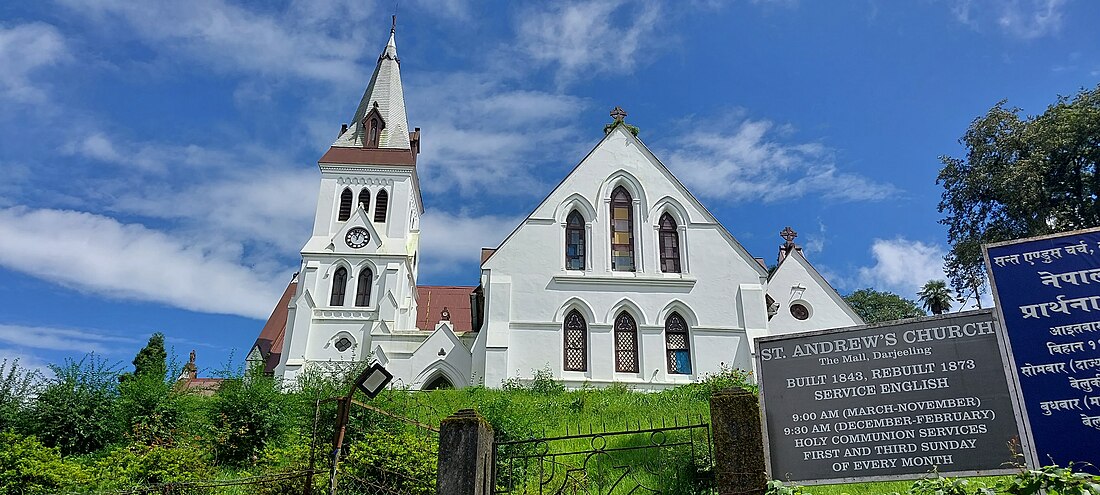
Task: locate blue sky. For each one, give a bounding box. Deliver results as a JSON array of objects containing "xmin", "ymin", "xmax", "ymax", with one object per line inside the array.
[{"xmin": 1, "ymin": 0, "xmax": 1097, "ymax": 376}]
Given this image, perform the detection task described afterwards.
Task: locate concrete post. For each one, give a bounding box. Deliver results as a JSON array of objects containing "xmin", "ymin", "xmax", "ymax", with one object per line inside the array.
[
  {"xmin": 710, "ymin": 387, "xmax": 768, "ymax": 495},
  {"xmin": 437, "ymin": 409, "xmax": 495, "ymax": 495}
]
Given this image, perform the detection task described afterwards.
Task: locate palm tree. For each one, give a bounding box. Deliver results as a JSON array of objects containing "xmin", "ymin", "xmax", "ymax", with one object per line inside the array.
[{"xmin": 918, "ymin": 280, "xmax": 953, "ymax": 315}]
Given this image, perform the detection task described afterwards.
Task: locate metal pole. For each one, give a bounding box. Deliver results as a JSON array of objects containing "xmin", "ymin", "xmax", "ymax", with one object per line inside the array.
[
  {"xmin": 305, "ymin": 398, "xmax": 321, "ymax": 495},
  {"xmin": 329, "ymin": 397, "xmax": 350, "ymax": 495}
]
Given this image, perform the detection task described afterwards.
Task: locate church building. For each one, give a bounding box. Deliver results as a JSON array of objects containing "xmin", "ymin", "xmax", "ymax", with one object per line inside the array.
[{"xmin": 250, "ymin": 24, "xmax": 863, "ymax": 389}]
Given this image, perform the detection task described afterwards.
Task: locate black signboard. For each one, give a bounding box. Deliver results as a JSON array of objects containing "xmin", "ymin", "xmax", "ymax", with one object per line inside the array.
[
  {"xmin": 985, "ymin": 228, "xmax": 1100, "ymax": 472},
  {"xmin": 755, "ymin": 310, "xmax": 1023, "ymax": 484}
]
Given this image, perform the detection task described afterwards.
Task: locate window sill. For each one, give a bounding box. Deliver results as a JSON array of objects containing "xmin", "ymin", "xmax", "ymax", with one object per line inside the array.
[{"xmin": 551, "ymin": 273, "xmax": 696, "ymax": 288}]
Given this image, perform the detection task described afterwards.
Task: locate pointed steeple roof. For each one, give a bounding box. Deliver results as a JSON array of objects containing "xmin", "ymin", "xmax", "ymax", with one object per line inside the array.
[{"xmin": 332, "ymin": 18, "xmax": 411, "ymax": 150}]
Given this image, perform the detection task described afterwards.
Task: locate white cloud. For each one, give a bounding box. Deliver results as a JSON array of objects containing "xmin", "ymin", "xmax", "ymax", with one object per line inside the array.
[
  {"xmin": 0, "ymin": 22, "xmax": 69, "ymax": 103},
  {"xmin": 57, "ymin": 0, "xmax": 376, "ymax": 85},
  {"xmin": 950, "ymin": 0, "xmax": 1065, "ymax": 39},
  {"xmin": 0, "ymin": 348, "xmax": 52, "ymax": 378},
  {"xmin": 409, "ymin": 73, "xmax": 589, "ymax": 197},
  {"xmin": 0, "ymin": 324, "xmax": 138, "ymax": 355},
  {"xmin": 662, "ymin": 116, "xmax": 897, "ymax": 203},
  {"xmin": 856, "ymin": 238, "xmax": 947, "ymax": 299},
  {"xmin": 0, "ymin": 207, "xmax": 286, "ymax": 319},
  {"xmin": 999, "ymin": 0, "xmax": 1064, "ymax": 39},
  {"xmin": 516, "ymin": 0, "xmax": 661, "ymax": 86},
  {"xmin": 418, "ymin": 210, "xmax": 522, "ymax": 277}
]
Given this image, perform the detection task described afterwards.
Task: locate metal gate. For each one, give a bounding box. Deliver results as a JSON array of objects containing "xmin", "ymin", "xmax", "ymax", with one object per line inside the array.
[{"xmin": 492, "ymin": 418, "xmax": 714, "ymax": 495}]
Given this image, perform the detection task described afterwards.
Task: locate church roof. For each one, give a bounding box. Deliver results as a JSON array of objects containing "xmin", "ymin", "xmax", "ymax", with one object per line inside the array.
[
  {"xmin": 252, "ymin": 279, "xmax": 297, "ymax": 374},
  {"xmin": 416, "ymin": 286, "xmax": 477, "ymax": 332},
  {"xmin": 331, "ymin": 24, "xmax": 411, "ymax": 150}
]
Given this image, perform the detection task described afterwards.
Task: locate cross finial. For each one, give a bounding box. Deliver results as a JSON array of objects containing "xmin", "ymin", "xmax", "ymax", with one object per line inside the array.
[
  {"xmin": 441, "ymin": 307, "xmax": 450, "ymax": 321},
  {"xmin": 780, "ymin": 226, "xmax": 798, "ymax": 244},
  {"xmin": 610, "ymin": 106, "xmax": 627, "ymax": 122},
  {"xmin": 391, "ymin": 14, "xmax": 396, "ymax": 33}
]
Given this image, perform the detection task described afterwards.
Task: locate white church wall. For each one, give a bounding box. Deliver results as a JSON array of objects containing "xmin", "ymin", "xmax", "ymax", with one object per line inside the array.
[
  {"xmin": 767, "ymin": 250, "xmax": 863, "ymax": 336},
  {"xmin": 479, "ymin": 127, "xmax": 768, "ymax": 389}
]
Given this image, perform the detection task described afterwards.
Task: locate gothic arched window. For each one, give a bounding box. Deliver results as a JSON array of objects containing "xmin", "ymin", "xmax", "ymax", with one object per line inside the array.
[
  {"xmin": 367, "ymin": 117, "xmax": 381, "ymax": 148},
  {"xmin": 330, "ymin": 267, "xmax": 348, "ymax": 306},
  {"xmin": 338, "ymin": 188, "xmax": 353, "ymax": 222},
  {"xmin": 614, "ymin": 311, "xmax": 638, "ymax": 373},
  {"xmin": 659, "ymin": 213, "xmax": 681, "ymax": 273},
  {"xmin": 358, "ymin": 188, "xmax": 371, "ymax": 213},
  {"xmin": 563, "ymin": 309, "xmax": 587, "ymax": 371},
  {"xmin": 665, "ymin": 312, "xmax": 691, "ymax": 374},
  {"xmin": 610, "ymin": 186, "xmax": 635, "ymax": 271},
  {"xmin": 565, "ymin": 210, "xmax": 585, "ymax": 270},
  {"xmin": 354, "ymin": 268, "xmax": 372, "ymax": 307},
  {"xmin": 374, "ymin": 189, "xmax": 388, "ymax": 223}
]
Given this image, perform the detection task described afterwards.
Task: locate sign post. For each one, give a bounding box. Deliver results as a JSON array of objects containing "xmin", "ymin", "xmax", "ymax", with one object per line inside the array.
[
  {"xmin": 755, "ymin": 310, "xmax": 1023, "ymax": 484},
  {"xmin": 985, "ymin": 228, "xmax": 1100, "ymax": 472}
]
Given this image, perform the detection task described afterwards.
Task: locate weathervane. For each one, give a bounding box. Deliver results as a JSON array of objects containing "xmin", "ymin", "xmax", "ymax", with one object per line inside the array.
[{"xmin": 610, "ymin": 106, "xmax": 627, "ymax": 122}]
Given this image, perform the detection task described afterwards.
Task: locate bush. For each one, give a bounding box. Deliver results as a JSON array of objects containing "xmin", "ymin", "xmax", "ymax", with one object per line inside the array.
[
  {"xmin": 207, "ymin": 366, "xmax": 289, "ymax": 465},
  {"xmin": 0, "ymin": 359, "xmax": 40, "ymax": 433},
  {"xmin": 0, "ymin": 432, "xmax": 90, "ymax": 494},
  {"xmin": 342, "ymin": 431, "xmax": 437, "ymax": 495},
  {"xmin": 117, "ymin": 373, "xmax": 196, "ymax": 446},
  {"xmin": 25, "ymin": 354, "xmax": 122, "ymax": 456},
  {"xmin": 93, "ymin": 443, "xmax": 210, "ymax": 488}
]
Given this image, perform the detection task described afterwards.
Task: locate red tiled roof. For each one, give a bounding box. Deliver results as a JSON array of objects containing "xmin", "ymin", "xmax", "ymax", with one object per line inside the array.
[
  {"xmin": 253, "ymin": 280, "xmax": 297, "ymax": 374},
  {"xmin": 180, "ymin": 378, "xmax": 224, "ymax": 396},
  {"xmin": 416, "ymin": 286, "xmax": 477, "ymax": 332},
  {"xmin": 318, "ymin": 146, "xmax": 417, "ymax": 166}
]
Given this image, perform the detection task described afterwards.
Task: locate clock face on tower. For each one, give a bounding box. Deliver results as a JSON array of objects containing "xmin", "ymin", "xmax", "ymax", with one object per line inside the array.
[{"xmin": 345, "ymin": 227, "xmax": 370, "ymax": 249}]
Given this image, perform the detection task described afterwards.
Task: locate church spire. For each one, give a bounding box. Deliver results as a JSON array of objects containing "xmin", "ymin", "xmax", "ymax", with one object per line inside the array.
[{"xmin": 332, "ymin": 18, "xmax": 410, "ymax": 150}]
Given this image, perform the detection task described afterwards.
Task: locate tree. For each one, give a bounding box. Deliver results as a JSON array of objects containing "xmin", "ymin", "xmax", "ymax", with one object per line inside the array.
[
  {"xmin": 131, "ymin": 332, "xmax": 167, "ymax": 380},
  {"xmin": 844, "ymin": 288, "xmax": 926, "ymax": 324},
  {"xmin": 938, "ymin": 84, "xmax": 1100, "ymax": 300},
  {"xmin": 918, "ymin": 280, "xmax": 953, "ymax": 315}
]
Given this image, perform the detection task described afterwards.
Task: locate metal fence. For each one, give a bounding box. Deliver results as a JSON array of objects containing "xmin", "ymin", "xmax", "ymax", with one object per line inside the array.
[{"xmin": 492, "ymin": 417, "xmax": 714, "ymax": 495}]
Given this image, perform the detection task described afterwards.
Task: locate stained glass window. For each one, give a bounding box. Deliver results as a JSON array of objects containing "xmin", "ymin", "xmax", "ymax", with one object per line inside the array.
[
  {"xmin": 565, "ymin": 210, "xmax": 585, "ymax": 270},
  {"xmin": 563, "ymin": 310, "xmax": 587, "ymax": 371},
  {"xmin": 615, "ymin": 311, "xmax": 638, "ymax": 373},
  {"xmin": 338, "ymin": 188, "xmax": 353, "ymax": 221},
  {"xmin": 374, "ymin": 189, "xmax": 388, "ymax": 223},
  {"xmin": 330, "ymin": 267, "xmax": 347, "ymax": 306},
  {"xmin": 354, "ymin": 268, "xmax": 372, "ymax": 307},
  {"xmin": 659, "ymin": 213, "xmax": 681, "ymax": 273},
  {"xmin": 610, "ymin": 187, "xmax": 635, "ymax": 271},
  {"xmin": 665, "ymin": 312, "xmax": 691, "ymax": 374}
]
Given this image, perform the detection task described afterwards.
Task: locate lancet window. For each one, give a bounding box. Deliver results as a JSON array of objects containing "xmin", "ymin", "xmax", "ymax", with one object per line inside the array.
[
  {"xmin": 614, "ymin": 311, "xmax": 639, "ymax": 373},
  {"xmin": 610, "ymin": 187, "xmax": 635, "ymax": 271},
  {"xmin": 565, "ymin": 210, "xmax": 586, "ymax": 270},
  {"xmin": 374, "ymin": 189, "xmax": 388, "ymax": 222},
  {"xmin": 659, "ymin": 213, "xmax": 681, "ymax": 273},
  {"xmin": 358, "ymin": 188, "xmax": 371, "ymax": 213},
  {"xmin": 330, "ymin": 267, "xmax": 348, "ymax": 306},
  {"xmin": 665, "ymin": 312, "xmax": 691, "ymax": 374},
  {"xmin": 563, "ymin": 310, "xmax": 587, "ymax": 372},
  {"xmin": 354, "ymin": 268, "xmax": 372, "ymax": 307},
  {"xmin": 338, "ymin": 188, "xmax": 353, "ymax": 221}
]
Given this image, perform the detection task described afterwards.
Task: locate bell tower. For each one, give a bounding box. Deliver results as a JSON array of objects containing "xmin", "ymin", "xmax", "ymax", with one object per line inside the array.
[{"xmin": 277, "ymin": 21, "xmax": 423, "ymax": 382}]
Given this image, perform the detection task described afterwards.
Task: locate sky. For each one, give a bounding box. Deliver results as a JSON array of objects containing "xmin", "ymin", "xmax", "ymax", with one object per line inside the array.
[{"xmin": 1, "ymin": 0, "xmax": 1097, "ymax": 376}]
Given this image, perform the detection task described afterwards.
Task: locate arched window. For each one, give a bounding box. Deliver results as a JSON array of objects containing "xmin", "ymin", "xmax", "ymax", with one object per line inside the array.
[
  {"xmin": 610, "ymin": 186, "xmax": 635, "ymax": 271},
  {"xmin": 337, "ymin": 188, "xmax": 353, "ymax": 221},
  {"xmin": 614, "ymin": 311, "xmax": 638, "ymax": 373},
  {"xmin": 665, "ymin": 312, "xmax": 691, "ymax": 374},
  {"xmin": 563, "ymin": 310, "xmax": 587, "ymax": 371},
  {"xmin": 374, "ymin": 189, "xmax": 388, "ymax": 223},
  {"xmin": 330, "ymin": 267, "xmax": 348, "ymax": 306},
  {"xmin": 358, "ymin": 188, "xmax": 371, "ymax": 213},
  {"xmin": 354, "ymin": 268, "xmax": 372, "ymax": 307},
  {"xmin": 565, "ymin": 210, "xmax": 585, "ymax": 270},
  {"xmin": 659, "ymin": 213, "xmax": 681, "ymax": 273},
  {"xmin": 367, "ymin": 117, "xmax": 381, "ymax": 148}
]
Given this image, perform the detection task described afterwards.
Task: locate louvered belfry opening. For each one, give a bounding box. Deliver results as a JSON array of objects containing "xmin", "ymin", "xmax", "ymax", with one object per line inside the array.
[
  {"xmin": 374, "ymin": 189, "xmax": 388, "ymax": 222},
  {"xmin": 615, "ymin": 311, "xmax": 638, "ymax": 372},
  {"xmin": 563, "ymin": 309, "xmax": 587, "ymax": 371},
  {"xmin": 338, "ymin": 188, "xmax": 354, "ymax": 221}
]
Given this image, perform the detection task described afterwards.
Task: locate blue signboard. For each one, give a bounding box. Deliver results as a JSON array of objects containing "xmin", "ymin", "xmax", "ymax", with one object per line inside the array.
[{"xmin": 985, "ymin": 229, "xmax": 1100, "ymax": 471}]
